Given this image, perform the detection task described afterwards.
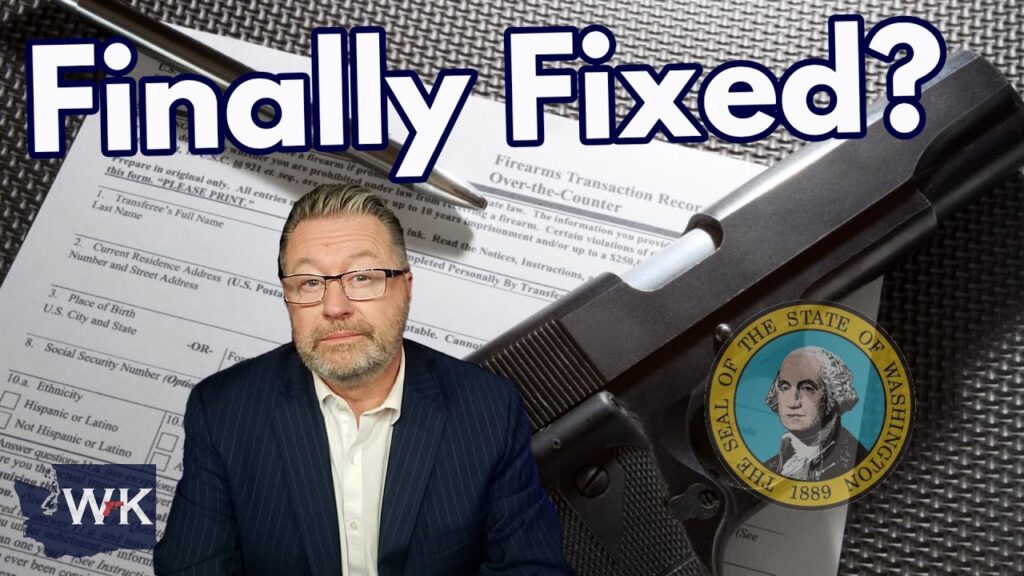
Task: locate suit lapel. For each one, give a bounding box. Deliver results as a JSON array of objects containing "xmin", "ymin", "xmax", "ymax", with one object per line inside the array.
[
  {"xmin": 378, "ymin": 342, "xmax": 448, "ymax": 576},
  {"xmin": 272, "ymin": 348, "xmax": 342, "ymax": 576}
]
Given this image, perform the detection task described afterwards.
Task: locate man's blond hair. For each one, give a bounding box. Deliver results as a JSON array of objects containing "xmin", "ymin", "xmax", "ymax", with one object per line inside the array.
[{"xmin": 278, "ymin": 183, "xmax": 408, "ymax": 275}]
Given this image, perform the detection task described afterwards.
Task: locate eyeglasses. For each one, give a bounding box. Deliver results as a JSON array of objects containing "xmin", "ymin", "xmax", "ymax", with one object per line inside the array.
[{"xmin": 279, "ymin": 268, "xmax": 408, "ymax": 304}]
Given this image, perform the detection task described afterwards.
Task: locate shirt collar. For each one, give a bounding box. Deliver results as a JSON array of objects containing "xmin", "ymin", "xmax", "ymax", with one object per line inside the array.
[
  {"xmin": 781, "ymin": 431, "xmax": 822, "ymax": 460},
  {"xmin": 779, "ymin": 415, "xmax": 839, "ymax": 460},
  {"xmin": 312, "ymin": 346, "xmax": 405, "ymax": 423}
]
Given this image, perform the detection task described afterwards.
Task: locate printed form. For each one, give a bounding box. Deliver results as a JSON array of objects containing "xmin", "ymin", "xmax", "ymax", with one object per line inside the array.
[{"xmin": 0, "ymin": 29, "xmax": 857, "ymax": 576}]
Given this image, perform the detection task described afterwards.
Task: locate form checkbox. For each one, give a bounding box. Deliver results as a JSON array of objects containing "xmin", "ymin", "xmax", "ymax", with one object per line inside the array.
[
  {"xmin": 0, "ymin": 411, "xmax": 11, "ymax": 429},
  {"xmin": 0, "ymin": 391, "xmax": 20, "ymax": 410},
  {"xmin": 150, "ymin": 452, "xmax": 171, "ymax": 472},
  {"xmin": 157, "ymin": 432, "xmax": 179, "ymax": 451}
]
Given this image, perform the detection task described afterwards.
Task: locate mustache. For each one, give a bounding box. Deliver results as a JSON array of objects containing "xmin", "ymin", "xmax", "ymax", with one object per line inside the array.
[{"xmin": 312, "ymin": 321, "xmax": 375, "ymax": 340}]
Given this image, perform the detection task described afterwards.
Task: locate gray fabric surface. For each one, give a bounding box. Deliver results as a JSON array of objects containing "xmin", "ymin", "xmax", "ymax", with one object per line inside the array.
[{"xmin": 1, "ymin": 0, "xmax": 1022, "ymax": 574}]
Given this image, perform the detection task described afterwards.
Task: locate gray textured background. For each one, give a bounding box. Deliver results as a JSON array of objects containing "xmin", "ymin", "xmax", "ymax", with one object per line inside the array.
[{"xmin": 1, "ymin": 0, "xmax": 1022, "ymax": 574}]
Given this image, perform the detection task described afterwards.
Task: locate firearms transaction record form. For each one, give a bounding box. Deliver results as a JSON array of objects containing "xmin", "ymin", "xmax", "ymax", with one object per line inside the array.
[{"xmin": 2, "ymin": 28, "xmax": 849, "ymax": 576}]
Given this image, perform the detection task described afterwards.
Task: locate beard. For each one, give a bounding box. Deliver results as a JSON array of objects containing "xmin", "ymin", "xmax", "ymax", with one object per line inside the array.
[{"xmin": 294, "ymin": 300, "xmax": 409, "ymax": 389}]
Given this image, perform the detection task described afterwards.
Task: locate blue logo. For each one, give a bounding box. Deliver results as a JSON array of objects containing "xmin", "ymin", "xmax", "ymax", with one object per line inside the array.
[{"xmin": 14, "ymin": 464, "xmax": 156, "ymax": 558}]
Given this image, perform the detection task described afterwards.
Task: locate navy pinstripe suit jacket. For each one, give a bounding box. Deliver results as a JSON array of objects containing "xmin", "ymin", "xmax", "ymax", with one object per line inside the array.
[{"xmin": 154, "ymin": 339, "xmax": 572, "ymax": 576}]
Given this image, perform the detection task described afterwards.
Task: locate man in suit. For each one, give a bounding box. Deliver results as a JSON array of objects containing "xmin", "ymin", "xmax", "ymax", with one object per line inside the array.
[
  {"xmin": 154, "ymin": 183, "xmax": 572, "ymax": 575},
  {"xmin": 762, "ymin": 346, "xmax": 868, "ymax": 481}
]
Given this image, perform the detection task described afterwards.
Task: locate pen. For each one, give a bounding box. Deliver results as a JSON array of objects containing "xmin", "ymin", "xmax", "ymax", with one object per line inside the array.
[{"xmin": 52, "ymin": 0, "xmax": 488, "ymax": 210}]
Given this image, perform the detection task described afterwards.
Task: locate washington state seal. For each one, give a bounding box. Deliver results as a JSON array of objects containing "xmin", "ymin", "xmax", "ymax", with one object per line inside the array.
[{"xmin": 706, "ymin": 302, "xmax": 913, "ymax": 508}]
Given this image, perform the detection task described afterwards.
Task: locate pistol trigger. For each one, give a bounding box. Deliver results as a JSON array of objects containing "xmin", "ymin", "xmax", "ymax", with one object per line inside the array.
[
  {"xmin": 667, "ymin": 483, "xmax": 722, "ymax": 521},
  {"xmin": 664, "ymin": 483, "xmax": 724, "ymax": 575}
]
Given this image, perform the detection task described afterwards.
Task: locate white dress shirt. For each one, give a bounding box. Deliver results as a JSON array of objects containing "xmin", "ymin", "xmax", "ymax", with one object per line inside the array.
[{"xmin": 313, "ymin": 348, "xmax": 405, "ymax": 576}]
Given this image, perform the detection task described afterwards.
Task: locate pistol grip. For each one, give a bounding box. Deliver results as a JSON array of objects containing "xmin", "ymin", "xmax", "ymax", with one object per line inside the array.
[{"xmin": 534, "ymin": 392, "xmax": 716, "ymax": 576}]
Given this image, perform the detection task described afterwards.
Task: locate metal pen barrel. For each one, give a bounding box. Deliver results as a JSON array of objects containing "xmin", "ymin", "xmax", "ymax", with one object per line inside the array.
[{"xmin": 54, "ymin": 0, "xmax": 488, "ymax": 210}]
